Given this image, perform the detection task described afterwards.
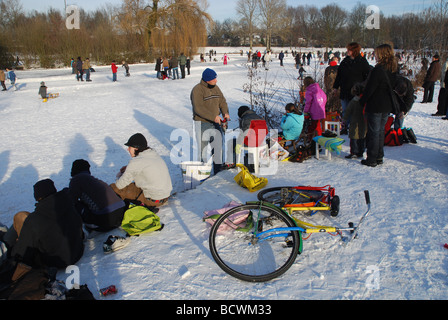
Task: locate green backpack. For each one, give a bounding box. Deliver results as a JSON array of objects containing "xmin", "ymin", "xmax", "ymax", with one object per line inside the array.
[{"xmin": 121, "ymin": 205, "xmax": 162, "ymax": 236}]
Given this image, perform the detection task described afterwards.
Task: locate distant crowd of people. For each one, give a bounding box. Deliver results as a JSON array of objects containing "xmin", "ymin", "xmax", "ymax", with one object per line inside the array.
[{"xmin": 155, "ymin": 53, "xmax": 191, "ymax": 80}]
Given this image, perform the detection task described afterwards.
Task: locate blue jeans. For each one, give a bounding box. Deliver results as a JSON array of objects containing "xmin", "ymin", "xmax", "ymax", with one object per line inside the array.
[
  {"xmin": 172, "ymin": 67, "xmax": 179, "ymax": 79},
  {"xmin": 341, "ymin": 99, "xmax": 350, "ymax": 129},
  {"xmin": 350, "ymin": 138, "xmax": 365, "ymax": 156},
  {"xmin": 366, "ymin": 112, "xmax": 388, "ymax": 164},
  {"xmin": 393, "ymin": 114, "xmax": 404, "ymax": 130},
  {"xmin": 112, "ymin": 73, "xmax": 117, "ymax": 82}
]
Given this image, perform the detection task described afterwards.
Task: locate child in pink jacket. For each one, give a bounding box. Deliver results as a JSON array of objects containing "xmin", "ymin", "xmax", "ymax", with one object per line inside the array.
[{"xmin": 303, "ymin": 76, "xmax": 327, "ymax": 136}]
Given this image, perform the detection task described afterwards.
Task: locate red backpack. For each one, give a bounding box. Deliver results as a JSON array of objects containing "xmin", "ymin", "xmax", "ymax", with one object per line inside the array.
[{"xmin": 384, "ymin": 116, "xmax": 403, "ymax": 146}]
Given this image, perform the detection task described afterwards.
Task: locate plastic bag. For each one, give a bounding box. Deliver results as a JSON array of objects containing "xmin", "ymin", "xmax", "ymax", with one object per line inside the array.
[
  {"xmin": 234, "ymin": 164, "xmax": 268, "ymax": 192},
  {"xmin": 121, "ymin": 205, "xmax": 162, "ymax": 236}
]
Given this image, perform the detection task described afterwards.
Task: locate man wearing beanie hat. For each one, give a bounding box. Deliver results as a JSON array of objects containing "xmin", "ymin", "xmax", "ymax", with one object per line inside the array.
[
  {"xmin": 191, "ymin": 68, "xmax": 230, "ymax": 174},
  {"xmin": 111, "ymin": 133, "xmax": 173, "ymax": 210},
  {"xmin": 8, "ymin": 179, "xmax": 84, "ymax": 278},
  {"xmin": 33, "ymin": 178, "xmax": 57, "ymax": 201},
  {"xmin": 69, "ymin": 159, "xmax": 126, "ymax": 231}
]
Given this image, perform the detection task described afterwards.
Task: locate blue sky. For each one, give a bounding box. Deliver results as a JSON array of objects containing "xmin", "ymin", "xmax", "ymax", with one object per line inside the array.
[{"xmin": 20, "ymin": 0, "xmax": 433, "ymax": 21}]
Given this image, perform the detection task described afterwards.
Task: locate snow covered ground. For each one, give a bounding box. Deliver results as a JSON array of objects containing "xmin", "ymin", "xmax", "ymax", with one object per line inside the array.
[{"xmin": 1, "ymin": 47, "xmax": 447, "ymax": 302}]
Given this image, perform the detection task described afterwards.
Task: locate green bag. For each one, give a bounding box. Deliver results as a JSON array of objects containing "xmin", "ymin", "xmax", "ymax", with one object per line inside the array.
[{"xmin": 121, "ymin": 205, "xmax": 162, "ymax": 236}]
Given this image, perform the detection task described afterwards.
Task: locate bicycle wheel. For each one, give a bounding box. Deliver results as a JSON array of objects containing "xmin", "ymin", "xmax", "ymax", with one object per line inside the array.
[
  {"xmin": 209, "ymin": 203, "xmax": 301, "ymax": 282},
  {"xmin": 257, "ymin": 186, "xmax": 297, "ymax": 206}
]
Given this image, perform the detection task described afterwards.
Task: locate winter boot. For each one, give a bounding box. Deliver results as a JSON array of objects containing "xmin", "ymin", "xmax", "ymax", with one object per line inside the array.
[
  {"xmin": 401, "ymin": 128, "xmax": 410, "ymax": 143},
  {"xmin": 406, "ymin": 128, "xmax": 417, "ymax": 143},
  {"xmin": 103, "ymin": 235, "xmax": 131, "ymax": 253}
]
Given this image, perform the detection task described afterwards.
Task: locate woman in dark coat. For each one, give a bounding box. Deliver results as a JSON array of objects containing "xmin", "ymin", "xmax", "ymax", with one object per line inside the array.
[{"xmin": 359, "ymin": 44, "xmax": 398, "ymax": 167}]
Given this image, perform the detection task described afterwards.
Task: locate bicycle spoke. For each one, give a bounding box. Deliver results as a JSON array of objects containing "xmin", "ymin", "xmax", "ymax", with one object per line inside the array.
[{"xmin": 209, "ymin": 204, "xmax": 300, "ymax": 282}]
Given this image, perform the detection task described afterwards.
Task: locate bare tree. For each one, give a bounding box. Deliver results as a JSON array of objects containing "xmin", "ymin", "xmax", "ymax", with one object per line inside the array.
[
  {"xmin": 145, "ymin": 0, "xmax": 212, "ymax": 57},
  {"xmin": 236, "ymin": 0, "xmax": 258, "ymax": 50},
  {"xmin": 0, "ymin": 0, "xmax": 23, "ymax": 29},
  {"xmin": 258, "ymin": 0, "xmax": 286, "ymax": 51},
  {"xmin": 424, "ymin": 0, "xmax": 448, "ymax": 65},
  {"xmin": 302, "ymin": 5, "xmax": 320, "ymax": 47},
  {"xmin": 317, "ymin": 4, "xmax": 347, "ymax": 50},
  {"xmin": 347, "ymin": 2, "xmax": 367, "ymax": 44},
  {"xmin": 117, "ymin": 0, "xmax": 149, "ymax": 37},
  {"xmin": 279, "ymin": 6, "xmax": 297, "ymax": 48}
]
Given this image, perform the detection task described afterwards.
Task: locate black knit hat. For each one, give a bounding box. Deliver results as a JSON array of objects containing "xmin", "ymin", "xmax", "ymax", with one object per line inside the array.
[
  {"xmin": 238, "ymin": 106, "xmax": 250, "ymax": 118},
  {"xmin": 71, "ymin": 159, "xmax": 91, "ymax": 177},
  {"xmin": 125, "ymin": 133, "xmax": 148, "ymax": 150},
  {"xmin": 33, "ymin": 179, "xmax": 57, "ymax": 201}
]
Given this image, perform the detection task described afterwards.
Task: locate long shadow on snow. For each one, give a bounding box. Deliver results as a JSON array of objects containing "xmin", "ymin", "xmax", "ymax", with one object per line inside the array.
[
  {"xmin": 386, "ymin": 139, "xmax": 448, "ymax": 175},
  {"xmin": 133, "ymin": 109, "xmax": 190, "ymax": 194},
  {"xmin": 51, "ymin": 132, "xmax": 131, "ymax": 294},
  {"xmin": 0, "ymin": 163, "xmax": 39, "ymax": 224}
]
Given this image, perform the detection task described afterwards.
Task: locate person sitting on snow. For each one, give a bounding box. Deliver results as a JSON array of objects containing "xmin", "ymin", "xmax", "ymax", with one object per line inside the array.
[
  {"xmin": 5, "ymin": 179, "xmax": 84, "ymax": 281},
  {"xmin": 280, "ymin": 103, "xmax": 304, "ymax": 142},
  {"xmin": 69, "ymin": 159, "xmax": 127, "ymax": 232},
  {"xmin": 111, "ymin": 133, "xmax": 173, "ymax": 211}
]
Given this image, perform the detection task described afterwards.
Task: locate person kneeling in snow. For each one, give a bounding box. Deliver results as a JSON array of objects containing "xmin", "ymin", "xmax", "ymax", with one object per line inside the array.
[
  {"xmin": 111, "ymin": 133, "xmax": 173, "ymax": 211},
  {"xmin": 69, "ymin": 159, "xmax": 127, "ymax": 232}
]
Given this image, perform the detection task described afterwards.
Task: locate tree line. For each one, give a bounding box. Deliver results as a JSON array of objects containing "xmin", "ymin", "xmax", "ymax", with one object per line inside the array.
[
  {"xmin": 211, "ymin": 0, "xmax": 447, "ymax": 62},
  {"xmin": 0, "ymin": 0, "xmax": 211, "ymax": 68},
  {"xmin": 0, "ymin": 0, "xmax": 447, "ymax": 69}
]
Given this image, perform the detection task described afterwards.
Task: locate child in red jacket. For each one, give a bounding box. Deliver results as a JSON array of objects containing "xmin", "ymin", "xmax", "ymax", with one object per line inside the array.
[{"xmin": 111, "ymin": 61, "xmax": 118, "ymax": 82}]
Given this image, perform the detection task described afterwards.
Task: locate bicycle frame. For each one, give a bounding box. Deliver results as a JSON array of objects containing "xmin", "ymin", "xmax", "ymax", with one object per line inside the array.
[
  {"xmin": 248, "ymin": 190, "xmax": 371, "ymax": 244},
  {"xmin": 259, "ymin": 185, "xmax": 338, "ymax": 216},
  {"xmin": 208, "ymin": 191, "xmax": 371, "ymax": 282}
]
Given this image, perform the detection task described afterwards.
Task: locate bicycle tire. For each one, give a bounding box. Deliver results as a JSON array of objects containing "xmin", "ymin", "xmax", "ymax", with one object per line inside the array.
[
  {"xmin": 209, "ymin": 203, "xmax": 301, "ymax": 282},
  {"xmin": 257, "ymin": 186, "xmax": 297, "ymax": 206}
]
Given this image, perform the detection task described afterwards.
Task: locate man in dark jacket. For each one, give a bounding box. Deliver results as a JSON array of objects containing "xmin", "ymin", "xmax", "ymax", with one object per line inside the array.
[
  {"xmin": 394, "ymin": 76, "xmax": 415, "ymax": 129},
  {"xmin": 69, "ymin": 159, "xmax": 126, "ymax": 231},
  {"xmin": 333, "ymin": 43, "xmax": 371, "ymax": 133},
  {"xmin": 422, "ymin": 54, "xmax": 441, "ymax": 103},
  {"xmin": 435, "ymin": 63, "xmax": 448, "ymax": 117},
  {"xmin": 279, "ymin": 51, "xmax": 284, "ymax": 66},
  {"xmin": 10, "ymin": 179, "xmax": 84, "ymax": 279},
  {"xmin": 76, "ymin": 57, "xmax": 84, "ymax": 81}
]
